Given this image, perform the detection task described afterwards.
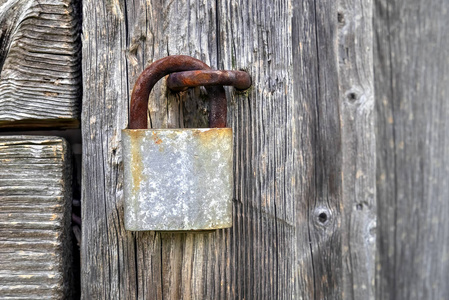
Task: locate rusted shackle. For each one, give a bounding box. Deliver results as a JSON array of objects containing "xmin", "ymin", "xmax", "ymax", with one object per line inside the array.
[
  {"xmin": 129, "ymin": 55, "xmax": 251, "ymax": 129},
  {"xmin": 123, "ymin": 55, "xmax": 251, "ymax": 231}
]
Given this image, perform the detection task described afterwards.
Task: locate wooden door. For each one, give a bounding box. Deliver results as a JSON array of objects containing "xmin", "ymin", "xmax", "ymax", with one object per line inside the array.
[{"xmin": 81, "ymin": 0, "xmax": 374, "ymax": 299}]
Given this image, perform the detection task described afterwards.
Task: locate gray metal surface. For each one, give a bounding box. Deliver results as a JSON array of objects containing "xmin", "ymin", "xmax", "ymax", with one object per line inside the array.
[{"xmin": 122, "ymin": 128, "xmax": 233, "ymax": 231}]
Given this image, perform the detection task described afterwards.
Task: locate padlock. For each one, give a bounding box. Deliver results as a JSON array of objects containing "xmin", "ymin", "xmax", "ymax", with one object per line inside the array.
[{"xmin": 122, "ymin": 55, "xmax": 250, "ymax": 231}]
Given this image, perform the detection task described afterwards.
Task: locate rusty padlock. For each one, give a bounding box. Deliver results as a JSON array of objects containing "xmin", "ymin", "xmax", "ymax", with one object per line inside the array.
[{"xmin": 122, "ymin": 55, "xmax": 251, "ymax": 231}]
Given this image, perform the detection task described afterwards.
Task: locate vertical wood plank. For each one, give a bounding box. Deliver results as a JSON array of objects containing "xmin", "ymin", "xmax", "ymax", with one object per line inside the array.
[
  {"xmin": 292, "ymin": 0, "xmax": 346, "ymax": 298},
  {"xmin": 218, "ymin": 1, "xmax": 297, "ymax": 298},
  {"xmin": 81, "ymin": 1, "xmax": 136, "ymax": 298},
  {"xmin": 338, "ymin": 0, "xmax": 376, "ymax": 299},
  {"xmin": 375, "ymin": 1, "xmax": 449, "ymax": 299},
  {"xmin": 0, "ymin": 136, "xmax": 72, "ymax": 299}
]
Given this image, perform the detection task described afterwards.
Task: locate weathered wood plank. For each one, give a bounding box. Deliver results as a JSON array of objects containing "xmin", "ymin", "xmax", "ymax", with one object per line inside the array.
[
  {"xmin": 0, "ymin": 136, "xmax": 72, "ymax": 299},
  {"xmin": 338, "ymin": 0, "xmax": 376, "ymax": 299},
  {"xmin": 293, "ymin": 0, "xmax": 376, "ymax": 298},
  {"xmin": 375, "ymin": 1, "xmax": 449, "ymax": 299},
  {"xmin": 218, "ymin": 1, "xmax": 297, "ymax": 298},
  {"xmin": 0, "ymin": 0, "xmax": 81, "ymax": 129},
  {"xmin": 81, "ymin": 1, "xmax": 150, "ymax": 298}
]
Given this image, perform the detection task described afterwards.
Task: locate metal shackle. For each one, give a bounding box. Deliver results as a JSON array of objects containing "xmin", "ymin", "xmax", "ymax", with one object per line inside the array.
[
  {"xmin": 129, "ymin": 55, "xmax": 225, "ymax": 129},
  {"xmin": 129, "ymin": 55, "xmax": 251, "ymax": 129}
]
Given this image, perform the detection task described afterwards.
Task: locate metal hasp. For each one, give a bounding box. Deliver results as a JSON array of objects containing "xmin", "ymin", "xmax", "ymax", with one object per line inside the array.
[
  {"xmin": 167, "ymin": 70, "xmax": 252, "ymax": 91},
  {"xmin": 122, "ymin": 55, "xmax": 251, "ymax": 231}
]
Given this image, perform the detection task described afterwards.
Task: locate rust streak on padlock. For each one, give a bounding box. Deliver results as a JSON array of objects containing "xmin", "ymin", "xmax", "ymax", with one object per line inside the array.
[
  {"xmin": 166, "ymin": 70, "xmax": 252, "ymax": 92},
  {"xmin": 129, "ymin": 55, "xmax": 228, "ymax": 129}
]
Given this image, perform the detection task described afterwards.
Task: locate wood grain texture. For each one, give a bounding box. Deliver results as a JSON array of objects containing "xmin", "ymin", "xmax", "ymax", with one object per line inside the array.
[
  {"xmin": 0, "ymin": 136, "xmax": 73, "ymax": 299},
  {"xmin": 81, "ymin": 0, "xmax": 375, "ymax": 299},
  {"xmin": 338, "ymin": 0, "xmax": 376, "ymax": 299},
  {"xmin": 0, "ymin": 0, "xmax": 81, "ymax": 129},
  {"xmin": 375, "ymin": 1, "xmax": 449, "ymax": 299},
  {"xmin": 218, "ymin": 1, "xmax": 297, "ymax": 298},
  {"xmin": 292, "ymin": 0, "xmax": 355, "ymax": 298}
]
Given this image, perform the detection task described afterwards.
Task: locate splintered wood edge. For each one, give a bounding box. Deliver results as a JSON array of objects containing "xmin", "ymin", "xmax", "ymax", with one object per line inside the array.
[{"xmin": 0, "ymin": 0, "xmax": 81, "ymax": 129}]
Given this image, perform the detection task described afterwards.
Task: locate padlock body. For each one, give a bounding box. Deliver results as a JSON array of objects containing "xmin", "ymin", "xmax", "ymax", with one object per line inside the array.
[{"xmin": 122, "ymin": 128, "xmax": 233, "ymax": 231}]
